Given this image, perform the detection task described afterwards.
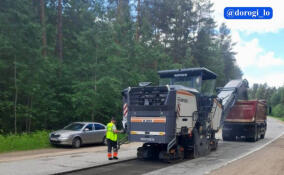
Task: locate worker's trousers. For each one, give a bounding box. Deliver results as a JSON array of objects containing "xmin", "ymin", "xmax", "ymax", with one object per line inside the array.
[{"xmin": 107, "ymin": 139, "xmax": 118, "ymax": 158}]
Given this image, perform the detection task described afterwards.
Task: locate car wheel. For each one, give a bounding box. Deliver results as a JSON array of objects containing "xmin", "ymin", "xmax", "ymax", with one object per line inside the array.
[
  {"xmin": 102, "ymin": 136, "xmax": 107, "ymax": 145},
  {"xmin": 72, "ymin": 137, "xmax": 81, "ymax": 148}
]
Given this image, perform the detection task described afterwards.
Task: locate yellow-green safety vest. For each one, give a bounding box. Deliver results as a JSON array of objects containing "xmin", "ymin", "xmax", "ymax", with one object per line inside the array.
[{"xmin": 106, "ymin": 122, "xmax": 117, "ymax": 141}]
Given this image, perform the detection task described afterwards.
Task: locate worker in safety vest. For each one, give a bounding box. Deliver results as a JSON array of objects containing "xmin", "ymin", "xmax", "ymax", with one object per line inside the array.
[{"xmin": 106, "ymin": 118, "xmax": 120, "ymax": 160}]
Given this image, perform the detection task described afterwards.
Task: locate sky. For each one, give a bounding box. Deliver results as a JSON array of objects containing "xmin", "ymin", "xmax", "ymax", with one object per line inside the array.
[{"xmin": 211, "ymin": 0, "xmax": 284, "ymax": 87}]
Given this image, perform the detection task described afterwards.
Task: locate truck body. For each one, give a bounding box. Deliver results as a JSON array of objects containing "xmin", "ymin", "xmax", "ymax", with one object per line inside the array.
[
  {"xmin": 122, "ymin": 68, "xmax": 249, "ymax": 161},
  {"xmin": 222, "ymin": 100, "xmax": 267, "ymax": 142}
]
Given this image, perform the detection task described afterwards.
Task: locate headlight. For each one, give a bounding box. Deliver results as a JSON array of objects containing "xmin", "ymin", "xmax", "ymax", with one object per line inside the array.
[{"xmin": 59, "ymin": 135, "xmax": 69, "ymax": 139}]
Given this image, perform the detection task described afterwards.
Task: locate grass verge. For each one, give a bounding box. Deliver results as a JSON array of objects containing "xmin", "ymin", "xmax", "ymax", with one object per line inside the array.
[
  {"xmin": 0, "ymin": 131, "xmax": 127, "ymax": 153},
  {"xmin": 118, "ymin": 133, "xmax": 127, "ymax": 141},
  {"xmin": 269, "ymin": 115, "xmax": 284, "ymax": 122},
  {"xmin": 0, "ymin": 131, "xmax": 51, "ymax": 153}
]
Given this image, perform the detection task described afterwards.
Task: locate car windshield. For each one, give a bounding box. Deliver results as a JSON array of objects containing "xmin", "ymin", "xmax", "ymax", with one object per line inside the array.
[{"xmin": 63, "ymin": 123, "xmax": 85, "ymax": 131}]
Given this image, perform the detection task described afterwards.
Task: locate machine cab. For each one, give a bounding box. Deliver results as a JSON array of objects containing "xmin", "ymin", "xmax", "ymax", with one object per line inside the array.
[{"xmin": 158, "ymin": 67, "xmax": 217, "ymax": 96}]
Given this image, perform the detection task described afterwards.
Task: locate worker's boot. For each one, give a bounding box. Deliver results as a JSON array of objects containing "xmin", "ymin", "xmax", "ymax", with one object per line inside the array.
[
  {"xmin": 113, "ymin": 152, "xmax": 118, "ymax": 160},
  {"xmin": 108, "ymin": 153, "xmax": 112, "ymax": 160}
]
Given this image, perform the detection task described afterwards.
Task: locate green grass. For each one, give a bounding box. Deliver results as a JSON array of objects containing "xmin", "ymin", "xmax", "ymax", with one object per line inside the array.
[
  {"xmin": 0, "ymin": 131, "xmax": 51, "ymax": 153},
  {"xmin": 0, "ymin": 131, "xmax": 128, "ymax": 153},
  {"xmin": 117, "ymin": 133, "xmax": 127, "ymax": 141},
  {"xmin": 269, "ymin": 115, "xmax": 284, "ymax": 122}
]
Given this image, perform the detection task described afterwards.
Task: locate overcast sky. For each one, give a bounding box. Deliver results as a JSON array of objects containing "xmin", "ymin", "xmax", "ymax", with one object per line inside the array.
[{"xmin": 211, "ymin": 0, "xmax": 284, "ymax": 87}]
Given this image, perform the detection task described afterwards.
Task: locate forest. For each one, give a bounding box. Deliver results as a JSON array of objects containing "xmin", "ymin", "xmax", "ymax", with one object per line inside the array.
[
  {"xmin": 0, "ymin": 0, "xmax": 281, "ymax": 135},
  {"xmin": 249, "ymin": 84, "xmax": 284, "ymax": 119}
]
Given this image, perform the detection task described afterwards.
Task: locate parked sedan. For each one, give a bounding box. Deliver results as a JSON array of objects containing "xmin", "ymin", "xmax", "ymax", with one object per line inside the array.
[{"xmin": 49, "ymin": 122, "xmax": 107, "ymax": 148}]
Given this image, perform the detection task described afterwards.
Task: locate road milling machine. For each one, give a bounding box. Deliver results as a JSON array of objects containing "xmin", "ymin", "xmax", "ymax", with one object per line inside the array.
[{"xmin": 122, "ymin": 67, "xmax": 248, "ymax": 161}]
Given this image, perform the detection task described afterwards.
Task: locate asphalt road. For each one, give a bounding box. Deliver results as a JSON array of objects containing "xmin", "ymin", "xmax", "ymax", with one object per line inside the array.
[{"xmin": 63, "ymin": 117, "xmax": 284, "ymax": 175}]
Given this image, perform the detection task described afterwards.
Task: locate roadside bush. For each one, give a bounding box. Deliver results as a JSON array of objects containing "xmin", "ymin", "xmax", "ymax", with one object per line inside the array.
[
  {"xmin": 0, "ymin": 130, "xmax": 51, "ymax": 153},
  {"xmin": 272, "ymin": 104, "xmax": 284, "ymax": 118}
]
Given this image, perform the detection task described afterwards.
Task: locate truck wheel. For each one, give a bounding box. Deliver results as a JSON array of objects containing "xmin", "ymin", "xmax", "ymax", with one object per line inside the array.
[
  {"xmin": 253, "ymin": 133, "xmax": 258, "ymax": 142},
  {"xmin": 260, "ymin": 125, "xmax": 266, "ymax": 139},
  {"xmin": 222, "ymin": 136, "xmax": 229, "ymax": 141},
  {"xmin": 222, "ymin": 134, "xmax": 234, "ymax": 141},
  {"xmin": 260, "ymin": 132, "xmax": 265, "ymax": 139},
  {"xmin": 72, "ymin": 137, "xmax": 81, "ymax": 148},
  {"xmin": 223, "ymin": 136, "xmax": 232, "ymax": 141},
  {"xmin": 247, "ymin": 128, "xmax": 258, "ymax": 142},
  {"xmin": 222, "ymin": 129, "xmax": 235, "ymax": 141},
  {"xmin": 255, "ymin": 127, "xmax": 259, "ymax": 141}
]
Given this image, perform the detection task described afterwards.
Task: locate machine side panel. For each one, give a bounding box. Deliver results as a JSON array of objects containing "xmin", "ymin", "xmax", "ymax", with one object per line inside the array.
[
  {"xmin": 211, "ymin": 99, "xmax": 223, "ymax": 131},
  {"xmin": 175, "ymin": 90, "xmax": 197, "ymax": 133}
]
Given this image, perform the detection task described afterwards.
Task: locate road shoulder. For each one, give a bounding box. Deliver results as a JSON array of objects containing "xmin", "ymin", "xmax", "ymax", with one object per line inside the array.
[{"xmin": 209, "ymin": 136, "xmax": 284, "ymax": 175}]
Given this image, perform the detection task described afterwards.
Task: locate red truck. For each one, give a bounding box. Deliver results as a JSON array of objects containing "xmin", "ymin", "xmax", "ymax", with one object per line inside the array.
[{"xmin": 222, "ymin": 100, "xmax": 267, "ymax": 142}]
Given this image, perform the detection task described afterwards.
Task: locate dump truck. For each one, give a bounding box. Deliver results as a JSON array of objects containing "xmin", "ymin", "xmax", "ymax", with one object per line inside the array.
[
  {"xmin": 122, "ymin": 67, "xmax": 248, "ymax": 161},
  {"xmin": 222, "ymin": 100, "xmax": 267, "ymax": 142}
]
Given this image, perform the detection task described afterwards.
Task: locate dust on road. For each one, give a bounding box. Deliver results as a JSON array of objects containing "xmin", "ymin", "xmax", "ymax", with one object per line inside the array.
[
  {"xmin": 0, "ymin": 142, "xmax": 140, "ymax": 163},
  {"xmin": 210, "ymin": 136, "xmax": 284, "ymax": 175}
]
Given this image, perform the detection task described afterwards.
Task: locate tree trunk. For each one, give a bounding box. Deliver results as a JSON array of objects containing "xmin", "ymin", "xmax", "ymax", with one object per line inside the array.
[
  {"xmin": 117, "ymin": 0, "xmax": 122, "ymax": 20},
  {"xmin": 135, "ymin": 0, "xmax": 141, "ymax": 41},
  {"xmin": 91, "ymin": 111, "xmax": 94, "ymax": 122},
  {"xmin": 14, "ymin": 56, "xmax": 18, "ymax": 134},
  {"xmin": 40, "ymin": 0, "xmax": 47, "ymax": 57},
  {"xmin": 55, "ymin": 0, "xmax": 63, "ymax": 61},
  {"xmin": 29, "ymin": 96, "xmax": 32, "ymax": 133},
  {"xmin": 26, "ymin": 97, "xmax": 29, "ymax": 132}
]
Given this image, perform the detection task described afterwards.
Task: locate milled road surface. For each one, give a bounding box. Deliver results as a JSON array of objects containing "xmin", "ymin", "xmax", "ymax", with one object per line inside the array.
[
  {"xmin": 62, "ymin": 159, "xmax": 173, "ymax": 175},
  {"xmin": 210, "ymin": 135, "xmax": 284, "ymax": 175},
  {"xmin": 62, "ymin": 117, "xmax": 284, "ymax": 175}
]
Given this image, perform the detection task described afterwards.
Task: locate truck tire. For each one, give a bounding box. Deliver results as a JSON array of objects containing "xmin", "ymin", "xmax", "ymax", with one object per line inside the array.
[
  {"xmin": 260, "ymin": 133, "xmax": 265, "ymax": 139},
  {"xmin": 222, "ymin": 132, "xmax": 235, "ymax": 141},
  {"xmin": 222, "ymin": 135, "xmax": 234, "ymax": 141},
  {"xmin": 260, "ymin": 127, "xmax": 265, "ymax": 139},
  {"xmin": 247, "ymin": 127, "xmax": 258, "ymax": 142},
  {"xmin": 255, "ymin": 127, "xmax": 259, "ymax": 141},
  {"xmin": 260, "ymin": 124, "xmax": 266, "ymax": 139}
]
